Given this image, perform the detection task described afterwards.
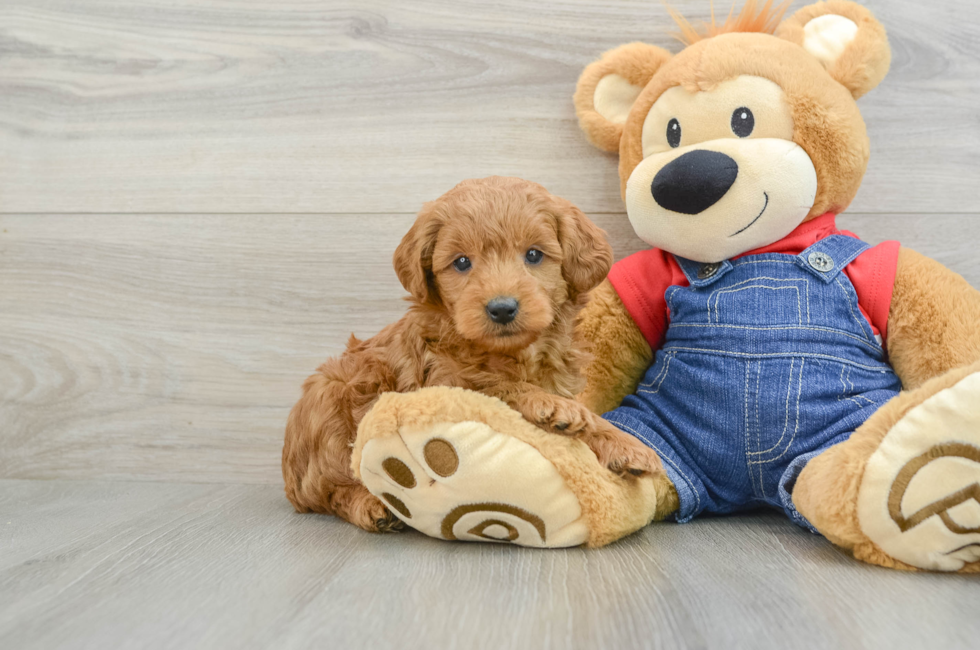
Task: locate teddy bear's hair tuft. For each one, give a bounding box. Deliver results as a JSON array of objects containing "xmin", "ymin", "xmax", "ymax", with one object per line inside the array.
[{"xmin": 665, "ymin": 0, "xmax": 793, "ymax": 45}]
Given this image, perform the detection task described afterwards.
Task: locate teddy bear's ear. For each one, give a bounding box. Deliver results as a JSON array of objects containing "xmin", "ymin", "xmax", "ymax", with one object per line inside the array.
[
  {"xmin": 776, "ymin": 0, "xmax": 891, "ymax": 99},
  {"xmin": 574, "ymin": 43, "xmax": 672, "ymax": 152}
]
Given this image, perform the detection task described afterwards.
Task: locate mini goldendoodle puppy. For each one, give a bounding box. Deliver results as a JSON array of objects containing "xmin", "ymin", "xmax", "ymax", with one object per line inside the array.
[{"xmin": 282, "ymin": 177, "xmax": 662, "ymax": 532}]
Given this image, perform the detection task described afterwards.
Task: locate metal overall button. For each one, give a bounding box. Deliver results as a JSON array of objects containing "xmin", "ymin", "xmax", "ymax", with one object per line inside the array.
[
  {"xmin": 698, "ymin": 263, "xmax": 721, "ymax": 279},
  {"xmin": 808, "ymin": 251, "xmax": 835, "ymax": 272}
]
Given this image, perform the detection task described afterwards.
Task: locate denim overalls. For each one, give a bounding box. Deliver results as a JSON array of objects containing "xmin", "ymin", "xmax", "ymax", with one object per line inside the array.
[{"xmin": 605, "ymin": 235, "xmax": 903, "ymax": 530}]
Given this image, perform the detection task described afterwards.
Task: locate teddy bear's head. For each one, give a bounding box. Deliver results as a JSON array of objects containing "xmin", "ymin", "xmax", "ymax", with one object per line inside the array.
[{"xmin": 575, "ymin": 0, "xmax": 890, "ymax": 263}]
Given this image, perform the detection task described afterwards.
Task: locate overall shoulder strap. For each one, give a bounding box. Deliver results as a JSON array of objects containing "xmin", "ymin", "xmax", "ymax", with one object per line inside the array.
[
  {"xmin": 795, "ymin": 234, "xmax": 871, "ymax": 283},
  {"xmin": 674, "ymin": 256, "xmax": 734, "ymax": 288}
]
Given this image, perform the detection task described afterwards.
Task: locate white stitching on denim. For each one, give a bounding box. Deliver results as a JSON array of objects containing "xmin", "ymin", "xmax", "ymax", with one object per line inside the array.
[
  {"xmin": 782, "ymin": 359, "xmax": 805, "ymax": 464},
  {"xmin": 754, "ymin": 361, "xmax": 763, "ymax": 492},
  {"xmin": 842, "ymin": 366, "xmax": 857, "ymax": 407},
  {"xmin": 746, "ymin": 361, "xmax": 765, "ymax": 496},
  {"xmin": 710, "ymin": 274, "xmax": 803, "ymax": 284},
  {"xmin": 748, "ymin": 358, "xmax": 793, "ymax": 462},
  {"xmin": 744, "ymin": 361, "xmax": 759, "ymax": 495},
  {"xmin": 707, "ymin": 276, "xmax": 804, "ymax": 322},
  {"xmin": 847, "ymin": 367, "xmax": 875, "ymax": 406},
  {"xmin": 638, "ymin": 352, "xmax": 673, "ymax": 392},
  {"xmin": 756, "ymin": 364, "xmax": 762, "ymax": 426},
  {"xmin": 805, "ymin": 237, "xmax": 869, "ymax": 271},
  {"xmin": 666, "ymin": 286, "xmax": 679, "ymax": 318},
  {"xmin": 749, "ymin": 358, "xmax": 805, "ymax": 468},
  {"xmin": 837, "ymin": 365, "xmax": 864, "ymax": 409},
  {"xmin": 844, "ymin": 365, "xmax": 881, "ymax": 406},
  {"xmin": 667, "ymin": 323, "xmax": 883, "ymax": 353},
  {"xmin": 733, "ymin": 259, "xmax": 797, "ymax": 266},
  {"xmin": 712, "ymin": 285, "xmax": 802, "ymax": 325},
  {"xmin": 805, "ymin": 279, "xmax": 811, "ymax": 324},
  {"xmin": 823, "ymin": 241, "xmax": 869, "ymax": 274},
  {"xmin": 661, "ymin": 346, "xmax": 892, "ymax": 372},
  {"xmin": 612, "ymin": 419, "xmax": 702, "ymax": 511},
  {"xmin": 834, "ymin": 277, "xmax": 874, "ymax": 344},
  {"xmin": 751, "ymin": 358, "xmax": 792, "ymax": 488},
  {"xmin": 637, "ymin": 360, "xmax": 666, "ymax": 389},
  {"xmin": 709, "ymin": 280, "xmax": 803, "ymax": 325}
]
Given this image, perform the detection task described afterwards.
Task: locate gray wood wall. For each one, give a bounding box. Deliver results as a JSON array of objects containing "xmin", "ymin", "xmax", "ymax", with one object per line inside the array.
[{"xmin": 2, "ymin": 0, "xmax": 979, "ymax": 486}]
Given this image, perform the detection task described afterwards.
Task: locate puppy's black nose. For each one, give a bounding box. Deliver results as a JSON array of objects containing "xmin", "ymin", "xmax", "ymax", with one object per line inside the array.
[
  {"xmin": 651, "ymin": 149, "xmax": 739, "ymax": 215},
  {"xmin": 486, "ymin": 297, "xmax": 519, "ymax": 325}
]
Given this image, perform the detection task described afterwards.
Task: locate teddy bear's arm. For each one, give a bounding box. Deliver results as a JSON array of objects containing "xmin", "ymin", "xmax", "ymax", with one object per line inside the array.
[
  {"xmin": 576, "ymin": 279, "xmax": 653, "ymax": 414},
  {"xmin": 885, "ymin": 247, "xmax": 980, "ymax": 390}
]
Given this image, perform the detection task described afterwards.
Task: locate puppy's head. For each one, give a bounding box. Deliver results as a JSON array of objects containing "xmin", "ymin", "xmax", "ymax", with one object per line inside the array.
[{"xmin": 393, "ymin": 177, "xmax": 612, "ymax": 352}]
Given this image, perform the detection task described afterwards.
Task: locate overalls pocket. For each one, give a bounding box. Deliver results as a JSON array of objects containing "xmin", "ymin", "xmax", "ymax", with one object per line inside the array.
[
  {"xmin": 637, "ymin": 351, "xmax": 675, "ymax": 395},
  {"xmin": 743, "ymin": 357, "xmax": 806, "ymax": 499}
]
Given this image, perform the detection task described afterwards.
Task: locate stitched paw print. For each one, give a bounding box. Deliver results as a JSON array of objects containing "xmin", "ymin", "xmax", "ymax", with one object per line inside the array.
[
  {"xmin": 858, "ymin": 371, "xmax": 980, "ymax": 571},
  {"xmin": 357, "ymin": 419, "xmax": 590, "ymax": 547}
]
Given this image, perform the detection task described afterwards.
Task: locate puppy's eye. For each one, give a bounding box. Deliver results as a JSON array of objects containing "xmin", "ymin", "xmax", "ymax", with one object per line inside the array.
[
  {"xmin": 667, "ymin": 118, "xmax": 681, "ymax": 148},
  {"xmin": 452, "ymin": 256, "xmax": 472, "ymax": 272},
  {"xmin": 525, "ymin": 249, "xmax": 544, "ymax": 265},
  {"xmin": 731, "ymin": 107, "xmax": 754, "ymax": 138}
]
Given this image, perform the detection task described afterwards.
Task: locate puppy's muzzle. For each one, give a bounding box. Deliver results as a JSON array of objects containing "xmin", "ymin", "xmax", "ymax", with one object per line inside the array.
[
  {"xmin": 486, "ymin": 297, "xmax": 519, "ymax": 325},
  {"xmin": 651, "ymin": 149, "xmax": 739, "ymax": 215}
]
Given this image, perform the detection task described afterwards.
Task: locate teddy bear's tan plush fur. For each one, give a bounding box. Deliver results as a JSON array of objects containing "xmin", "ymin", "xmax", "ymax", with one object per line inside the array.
[
  {"xmin": 334, "ymin": 1, "xmax": 979, "ymax": 566},
  {"xmin": 574, "ymin": 0, "xmax": 980, "ymax": 571}
]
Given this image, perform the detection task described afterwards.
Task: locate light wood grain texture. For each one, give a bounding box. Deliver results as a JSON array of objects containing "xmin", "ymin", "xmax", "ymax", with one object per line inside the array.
[
  {"xmin": 2, "ymin": 2, "xmax": 979, "ymax": 646},
  {"xmin": 0, "ymin": 479, "xmax": 977, "ymax": 650},
  {"xmin": 1, "ymin": 0, "xmax": 978, "ymax": 215},
  {"xmin": 2, "ymin": 212, "xmax": 978, "ymax": 484}
]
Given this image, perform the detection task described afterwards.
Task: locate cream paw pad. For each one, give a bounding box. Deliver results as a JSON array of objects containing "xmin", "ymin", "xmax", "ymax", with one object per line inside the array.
[
  {"xmin": 359, "ymin": 419, "xmax": 587, "ymax": 547},
  {"xmin": 858, "ymin": 371, "xmax": 980, "ymax": 571},
  {"xmin": 352, "ymin": 386, "xmax": 663, "ymax": 548}
]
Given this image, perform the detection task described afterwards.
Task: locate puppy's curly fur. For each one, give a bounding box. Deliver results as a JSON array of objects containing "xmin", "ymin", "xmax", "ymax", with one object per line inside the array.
[{"xmin": 282, "ymin": 177, "xmax": 662, "ymax": 532}]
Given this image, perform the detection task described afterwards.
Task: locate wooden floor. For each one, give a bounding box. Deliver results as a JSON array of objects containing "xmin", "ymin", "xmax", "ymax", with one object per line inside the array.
[
  {"xmin": 1, "ymin": 1, "xmax": 978, "ymax": 648},
  {"xmin": 2, "ymin": 479, "xmax": 979, "ymax": 650}
]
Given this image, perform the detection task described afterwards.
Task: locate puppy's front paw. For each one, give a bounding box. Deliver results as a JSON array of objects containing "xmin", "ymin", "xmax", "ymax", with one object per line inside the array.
[
  {"xmin": 515, "ymin": 394, "xmax": 595, "ymax": 435},
  {"xmin": 583, "ymin": 423, "xmax": 663, "ymax": 479},
  {"xmin": 343, "ymin": 487, "xmax": 406, "ymax": 533}
]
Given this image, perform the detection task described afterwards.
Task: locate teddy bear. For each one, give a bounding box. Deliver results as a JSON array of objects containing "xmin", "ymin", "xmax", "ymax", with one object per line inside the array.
[{"xmin": 351, "ymin": 0, "xmax": 980, "ymax": 572}]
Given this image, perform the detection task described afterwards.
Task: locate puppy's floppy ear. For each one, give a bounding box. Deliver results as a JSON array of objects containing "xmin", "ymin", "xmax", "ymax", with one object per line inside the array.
[
  {"xmin": 393, "ymin": 201, "xmax": 443, "ymax": 304},
  {"xmin": 776, "ymin": 0, "xmax": 890, "ymax": 99},
  {"xmin": 551, "ymin": 197, "xmax": 614, "ymax": 298},
  {"xmin": 575, "ymin": 43, "xmax": 672, "ymax": 153}
]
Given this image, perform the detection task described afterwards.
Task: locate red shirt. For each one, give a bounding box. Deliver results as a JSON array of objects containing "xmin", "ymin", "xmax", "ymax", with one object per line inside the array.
[{"xmin": 608, "ymin": 213, "xmax": 901, "ymax": 351}]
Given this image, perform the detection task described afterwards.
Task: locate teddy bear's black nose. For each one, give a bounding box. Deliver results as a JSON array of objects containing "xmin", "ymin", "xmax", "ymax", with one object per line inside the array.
[
  {"xmin": 651, "ymin": 150, "xmax": 739, "ymax": 215},
  {"xmin": 486, "ymin": 297, "xmax": 519, "ymax": 325}
]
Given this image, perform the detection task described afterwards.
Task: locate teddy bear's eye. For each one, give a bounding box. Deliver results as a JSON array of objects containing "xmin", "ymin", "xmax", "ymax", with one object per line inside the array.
[
  {"xmin": 666, "ymin": 118, "xmax": 682, "ymax": 148},
  {"xmin": 731, "ymin": 107, "xmax": 755, "ymax": 138}
]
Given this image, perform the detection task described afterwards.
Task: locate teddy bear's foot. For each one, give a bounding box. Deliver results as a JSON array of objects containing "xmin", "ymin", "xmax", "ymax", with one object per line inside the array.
[
  {"xmin": 352, "ymin": 387, "xmax": 667, "ymax": 548},
  {"xmin": 857, "ymin": 371, "xmax": 980, "ymax": 571},
  {"xmin": 358, "ymin": 419, "xmax": 590, "ymax": 547}
]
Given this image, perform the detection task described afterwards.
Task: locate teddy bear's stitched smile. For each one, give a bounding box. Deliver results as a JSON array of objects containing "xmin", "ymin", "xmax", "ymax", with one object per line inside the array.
[{"xmin": 730, "ymin": 192, "xmax": 769, "ymax": 237}]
